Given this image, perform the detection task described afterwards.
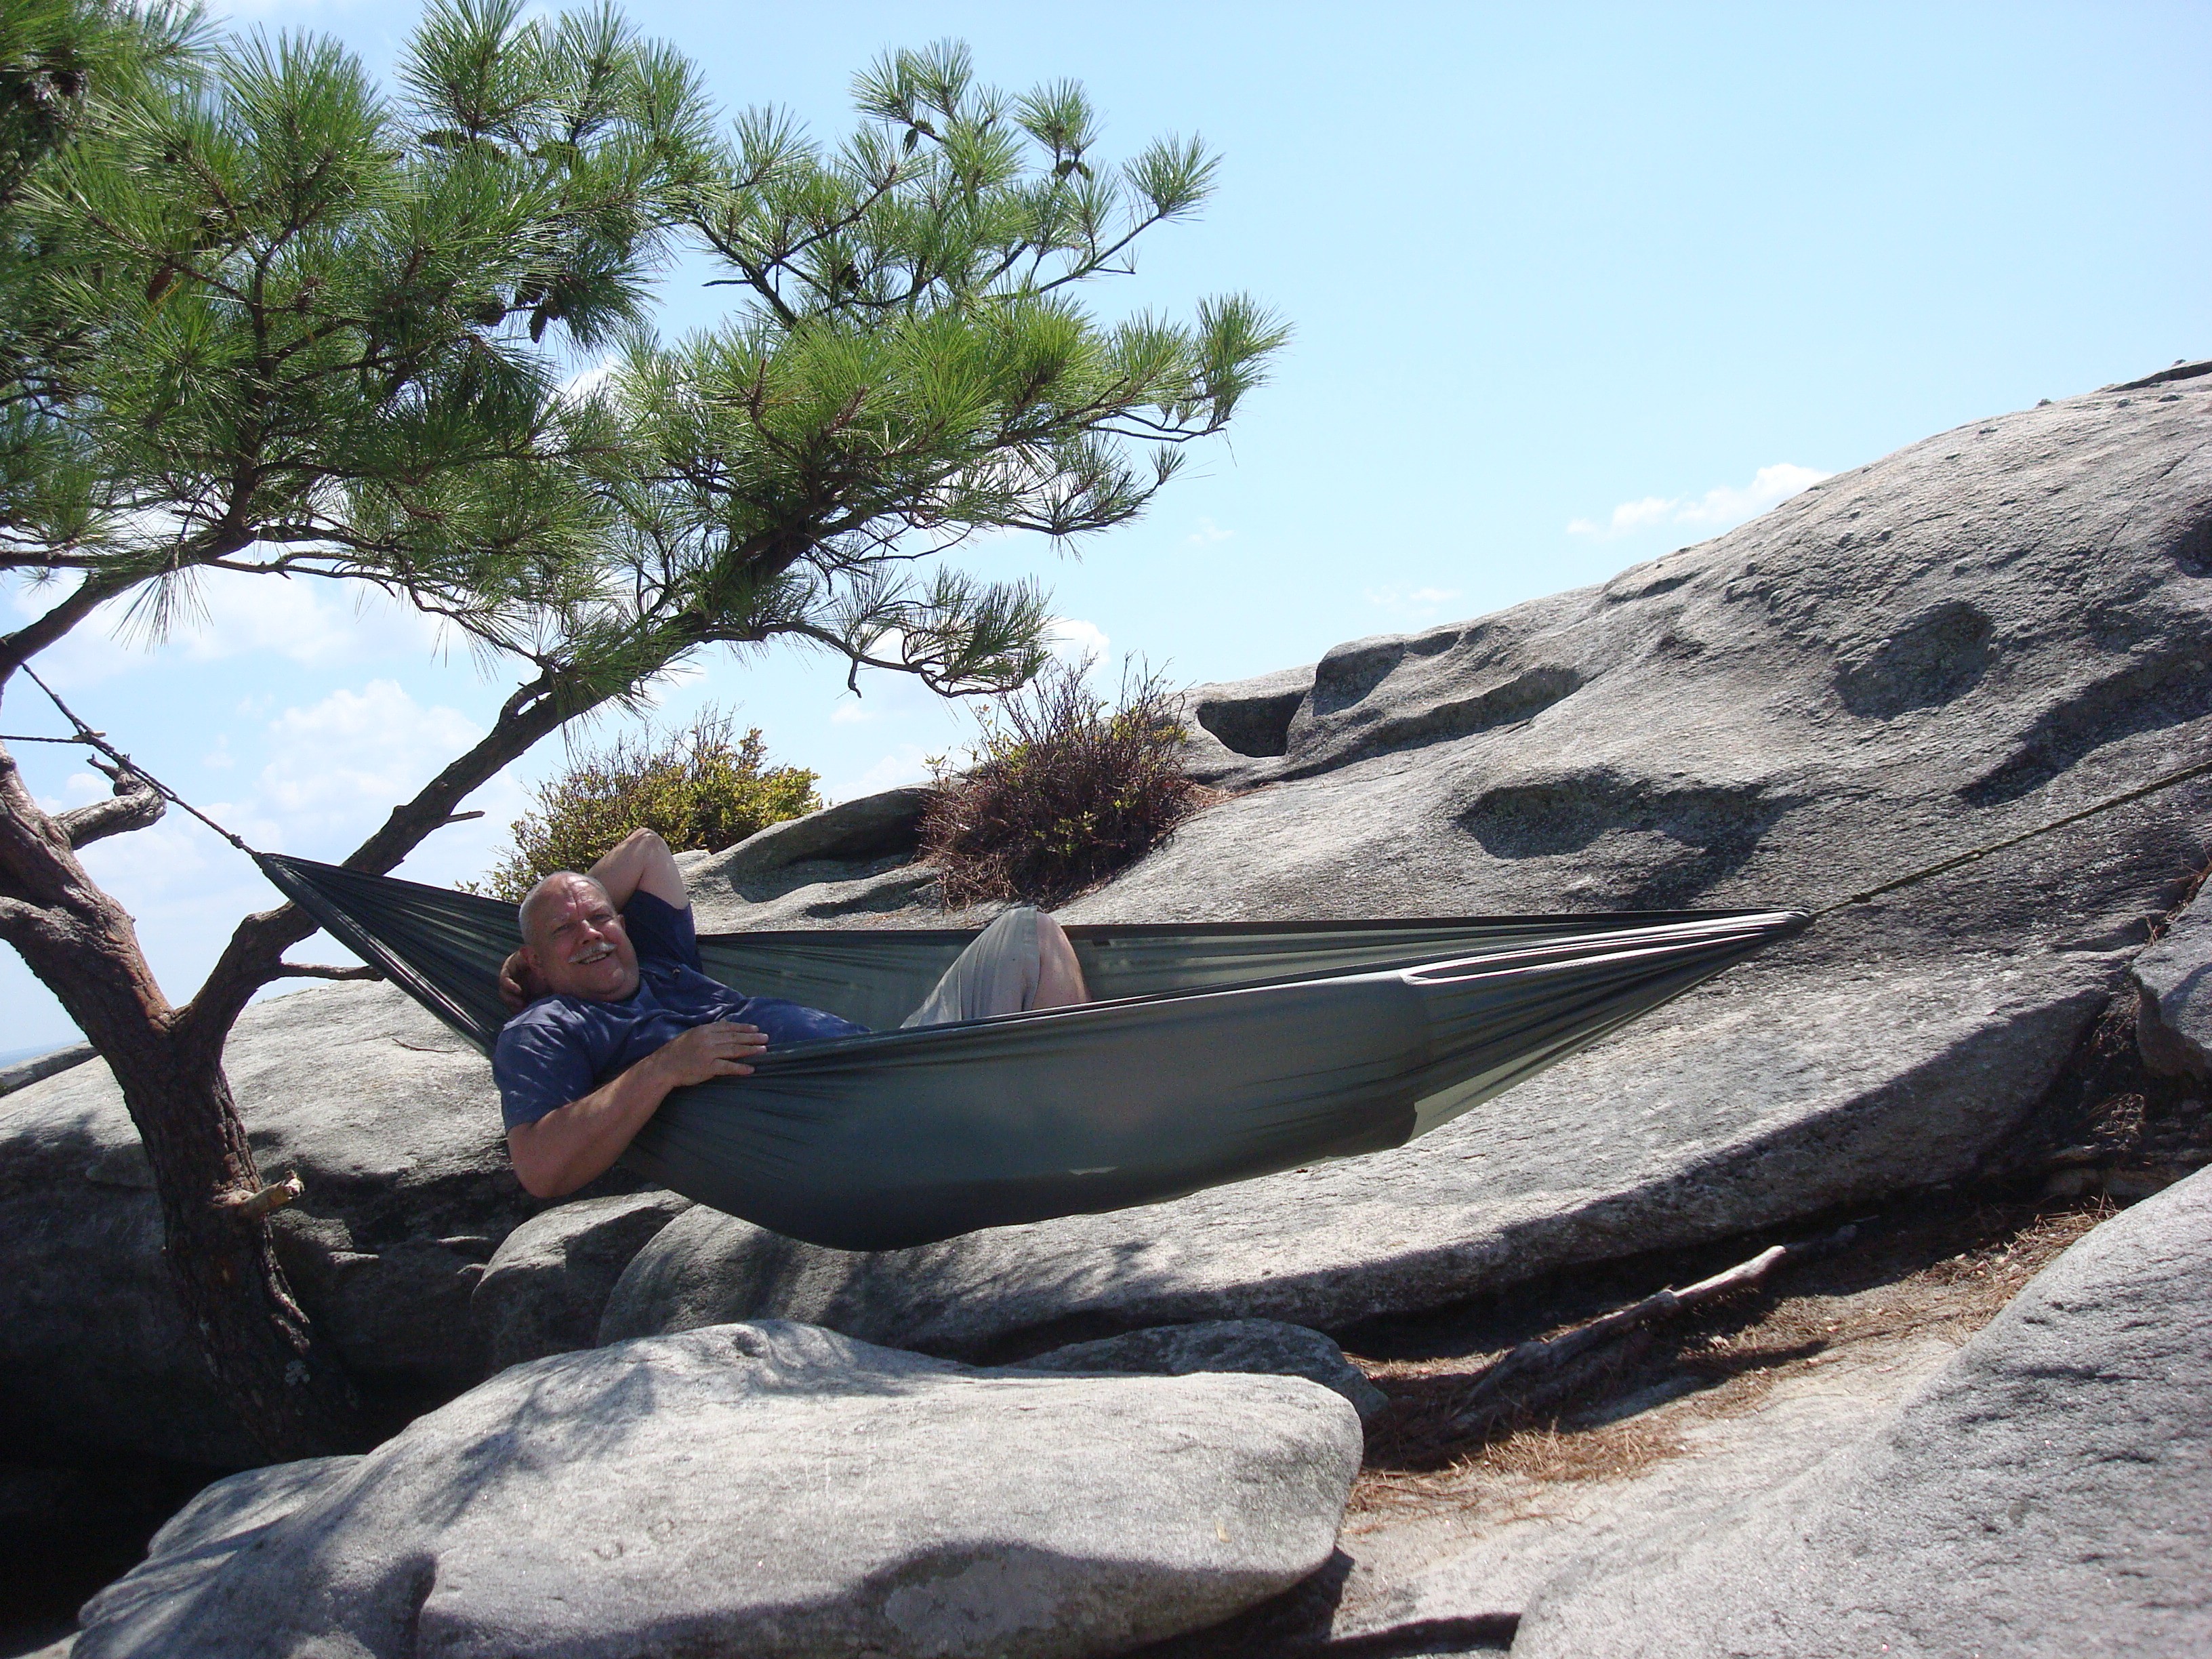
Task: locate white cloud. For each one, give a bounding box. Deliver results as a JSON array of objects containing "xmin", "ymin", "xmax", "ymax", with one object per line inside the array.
[
  {"xmin": 842, "ymin": 743, "xmax": 936, "ymax": 800},
  {"xmin": 559, "ymin": 356, "xmax": 620, "ymax": 401},
  {"xmin": 830, "ymin": 698, "xmax": 879, "ymax": 725},
  {"xmin": 1364, "ymin": 583, "xmax": 1465, "ymax": 622},
  {"xmin": 1186, "ymin": 517, "xmax": 1235, "ymax": 547},
  {"xmin": 254, "ymin": 680, "xmax": 484, "ymax": 846},
  {"xmin": 8, "ymin": 567, "xmax": 446, "ymax": 689},
  {"xmin": 1568, "ymin": 463, "xmax": 1831, "ymax": 541},
  {"xmin": 1047, "ymin": 618, "xmax": 1110, "ymax": 662}
]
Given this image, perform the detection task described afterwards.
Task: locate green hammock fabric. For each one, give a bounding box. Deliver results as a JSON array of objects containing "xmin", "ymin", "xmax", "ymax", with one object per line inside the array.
[{"xmin": 256, "ymin": 855, "xmax": 1805, "ymax": 1252}]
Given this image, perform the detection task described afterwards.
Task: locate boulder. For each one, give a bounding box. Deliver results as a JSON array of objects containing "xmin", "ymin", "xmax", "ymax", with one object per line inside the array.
[
  {"xmin": 686, "ymin": 785, "xmax": 949, "ymax": 926},
  {"xmin": 2132, "ymin": 886, "xmax": 2212, "ymax": 1076},
  {"xmin": 599, "ymin": 370, "xmax": 2212, "ymax": 1360},
  {"xmin": 472, "ymin": 1190, "xmax": 693, "ymax": 1370},
  {"xmin": 1179, "ymin": 665, "xmax": 1317, "ymax": 781},
  {"xmin": 73, "ymin": 1320, "xmax": 1362, "ymax": 1659},
  {"xmin": 0, "ymin": 979, "xmax": 588, "ymax": 1467},
  {"xmin": 1511, "ymin": 1165, "xmax": 2212, "ymax": 1657},
  {"xmin": 0, "ymin": 1042, "xmax": 94, "ymax": 1097},
  {"xmin": 1017, "ymin": 1319, "xmax": 1388, "ymax": 1420}
]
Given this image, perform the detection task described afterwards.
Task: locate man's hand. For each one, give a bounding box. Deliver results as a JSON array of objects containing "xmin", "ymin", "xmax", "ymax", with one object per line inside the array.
[
  {"xmin": 506, "ymin": 1019, "xmax": 769, "ymax": 1200},
  {"xmin": 497, "ymin": 949, "xmax": 548, "ymax": 1014},
  {"xmin": 647, "ymin": 1021, "xmax": 768, "ymax": 1087}
]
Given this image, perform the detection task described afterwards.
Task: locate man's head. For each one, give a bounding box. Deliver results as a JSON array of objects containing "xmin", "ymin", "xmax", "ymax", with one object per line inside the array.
[{"xmin": 514, "ymin": 872, "xmax": 640, "ymax": 1002}]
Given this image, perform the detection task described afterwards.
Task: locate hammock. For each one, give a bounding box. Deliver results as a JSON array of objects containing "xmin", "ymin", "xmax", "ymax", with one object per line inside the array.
[{"xmin": 257, "ymin": 855, "xmax": 1805, "ymax": 1252}]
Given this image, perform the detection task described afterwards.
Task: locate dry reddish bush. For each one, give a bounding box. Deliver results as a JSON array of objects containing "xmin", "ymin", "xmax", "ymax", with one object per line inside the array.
[{"xmin": 920, "ymin": 658, "xmax": 1204, "ymax": 909}]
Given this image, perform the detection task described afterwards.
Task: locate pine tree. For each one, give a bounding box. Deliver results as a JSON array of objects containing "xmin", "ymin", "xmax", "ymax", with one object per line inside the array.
[{"xmin": 0, "ymin": 4, "xmax": 1282, "ymax": 1455}]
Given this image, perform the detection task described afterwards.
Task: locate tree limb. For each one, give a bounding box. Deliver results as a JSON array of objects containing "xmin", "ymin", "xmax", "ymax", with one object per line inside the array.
[
  {"xmin": 177, "ymin": 668, "xmax": 596, "ymax": 1059},
  {"xmin": 1443, "ymin": 1225, "xmax": 1861, "ymax": 1439},
  {"xmin": 268, "ymin": 962, "xmax": 382, "ymax": 981},
  {"xmin": 213, "ymin": 1172, "xmax": 304, "ymax": 1222},
  {"xmin": 54, "ymin": 762, "xmax": 165, "ymax": 848},
  {"xmin": 0, "ymin": 573, "xmax": 130, "ymax": 693}
]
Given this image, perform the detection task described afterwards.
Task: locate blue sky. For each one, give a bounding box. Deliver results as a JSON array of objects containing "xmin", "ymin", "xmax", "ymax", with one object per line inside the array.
[{"xmin": 3, "ymin": 1, "xmax": 2208, "ymax": 1053}]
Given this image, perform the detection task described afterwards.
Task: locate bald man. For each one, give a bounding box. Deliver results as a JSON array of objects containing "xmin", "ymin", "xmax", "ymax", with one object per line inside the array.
[{"xmin": 491, "ymin": 829, "xmax": 1089, "ymax": 1199}]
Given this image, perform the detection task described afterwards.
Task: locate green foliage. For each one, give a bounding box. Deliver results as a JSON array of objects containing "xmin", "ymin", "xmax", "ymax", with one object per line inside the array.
[
  {"xmin": 1, "ymin": 0, "xmax": 705, "ymax": 651},
  {"xmin": 476, "ymin": 708, "xmax": 819, "ymax": 900},
  {"xmin": 2, "ymin": 13, "xmax": 1284, "ymax": 738},
  {"xmin": 605, "ymin": 38, "xmax": 1291, "ymax": 698},
  {"xmin": 0, "ymin": 1, "xmax": 207, "ymax": 552},
  {"xmin": 919, "ymin": 657, "xmax": 1200, "ymax": 909}
]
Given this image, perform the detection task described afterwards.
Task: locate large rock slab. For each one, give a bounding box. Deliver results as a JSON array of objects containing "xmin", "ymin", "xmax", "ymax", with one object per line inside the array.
[
  {"xmin": 73, "ymin": 1320, "xmax": 1361, "ymax": 1659},
  {"xmin": 1141, "ymin": 1325, "xmax": 1965, "ymax": 1657},
  {"xmin": 1511, "ymin": 1167, "xmax": 2212, "ymax": 1657},
  {"xmin": 0, "ymin": 979, "xmax": 566, "ymax": 1466},
  {"xmin": 687, "ymin": 784, "xmax": 950, "ymax": 927},
  {"xmin": 608, "ymin": 370, "xmax": 2212, "ymax": 1359},
  {"xmin": 472, "ymin": 1189, "xmax": 693, "ymax": 1370},
  {"xmin": 0, "ymin": 1041, "xmax": 94, "ymax": 1097}
]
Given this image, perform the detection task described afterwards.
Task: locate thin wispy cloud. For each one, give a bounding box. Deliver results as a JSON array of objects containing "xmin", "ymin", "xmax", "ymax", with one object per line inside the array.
[
  {"xmin": 1364, "ymin": 583, "xmax": 1465, "ymax": 623},
  {"xmin": 1568, "ymin": 463, "xmax": 1830, "ymax": 541},
  {"xmin": 1185, "ymin": 518, "xmax": 1235, "ymax": 547},
  {"xmin": 7, "ymin": 569, "xmax": 445, "ymax": 689}
]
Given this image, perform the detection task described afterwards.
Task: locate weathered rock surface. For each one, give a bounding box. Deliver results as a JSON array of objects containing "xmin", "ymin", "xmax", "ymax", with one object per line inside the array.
[
  {"xmin": 472, "ymin": 1190, "xmax": 693, "ymax": 1371},
  {"xmin": 2132, "ymin": 884, "xmax": 2212, "ymax": 1076},
  {"xmin": 605, "ymin": 370, "xmax": 2212, "ymax": 1361},
  {"xmin": 1019, "ymin": 1319, "xmax": 1388, "ymax": 1420},
  {"xmin": 73, "ymin": 1320, "xmax": 1362, "ymax": 1659},
  {"xmin": 0, "ymin": 980, "xmax": 578, "ymax": 1466},
  {"xmin": 0, "ymin": 1042, "xmax": 94, "ymax": 1097},
  {"xmin": 1143, "ymin": 1326, "xmax": 1966, "ymax": 1657},
  {"xmin": 688, "ymin": 783, "xmax": 950, "ymax": 927},
  {"xmin": 1512, "ymin": 1168, "xmax": 2212, "ymax": 1658}
]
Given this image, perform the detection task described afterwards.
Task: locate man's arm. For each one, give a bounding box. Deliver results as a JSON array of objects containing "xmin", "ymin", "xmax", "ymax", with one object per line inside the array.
[
  {"xmin": 505, "ymin": 1021, "xmax": 767, "ymax": 1198},
  {"xmin": 588, "ymin": 827, "xmax": 688, "ymax": 912}
]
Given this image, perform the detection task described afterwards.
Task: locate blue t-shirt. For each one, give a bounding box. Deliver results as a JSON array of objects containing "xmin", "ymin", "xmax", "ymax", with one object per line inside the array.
[{"xmin": 491, "ymin": 890, "xmax": 867, "ymax": 1129}]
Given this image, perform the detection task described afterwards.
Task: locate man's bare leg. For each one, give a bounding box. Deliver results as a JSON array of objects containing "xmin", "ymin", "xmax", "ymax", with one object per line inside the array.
[{"xmin": 1035, "ymin": 912, "xmax": 1090, "ymax": 1009}]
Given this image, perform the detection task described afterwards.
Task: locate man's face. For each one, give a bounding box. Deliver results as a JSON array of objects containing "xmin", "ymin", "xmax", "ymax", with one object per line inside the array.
[{"xmin": 521, "ymin": 876, "xmax": 640, "ymax": 1002}]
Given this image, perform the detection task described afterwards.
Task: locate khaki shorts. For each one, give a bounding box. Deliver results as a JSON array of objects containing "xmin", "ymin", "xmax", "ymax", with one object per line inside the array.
[{"xmin": 900, "ymin": 907, "xmax": 1044, "ymax": 1027}]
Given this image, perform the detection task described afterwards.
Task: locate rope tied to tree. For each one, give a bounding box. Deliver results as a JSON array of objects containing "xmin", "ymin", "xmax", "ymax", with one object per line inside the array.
[{"xmin": 16, "ymin": 663, "xmax": 255, "ymax": 853}]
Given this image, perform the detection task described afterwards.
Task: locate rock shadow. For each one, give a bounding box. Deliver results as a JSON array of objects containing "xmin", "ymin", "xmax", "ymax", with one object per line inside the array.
[
  {"xmin": 1194, "ymin": 685, "xmax": 1311, "ymax": 760},
  {"xmin": 1457, "ymin": 773, "xmax": 1799, "ymax": 906},
  {"xmin": 1961, "ymin": 646, "xmax": 2212, "ymax": 806},
  {"xmin": 1834, "ymin": 600, "xmax": 1995, "ymax": 719},
  {"xmin": 1314, "ymin": 666, "xmax": 1584, "ymax": 771}
]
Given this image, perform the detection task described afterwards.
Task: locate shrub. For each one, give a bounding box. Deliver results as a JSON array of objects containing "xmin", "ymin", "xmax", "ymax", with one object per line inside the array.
[
  {"xmin": 919, "ymin": 659, "xmax": 1203, "ymax": 909},
  {"xmin": 475, "ymin": 711, "xmax": 820, "ymax": 901}
]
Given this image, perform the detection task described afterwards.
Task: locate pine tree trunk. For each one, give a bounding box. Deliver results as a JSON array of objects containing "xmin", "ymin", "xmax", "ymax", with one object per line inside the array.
[
  {"xmin": 1, "ymin": 673, "xmax": 593, "ymax": 1460},
  {"xmin": 0, "ymin": 753, "xmax": 359, "ymax": 1460},
  {"xmin": 121, "ymin": 1034, "xmax": 363, "ymax": 1461}
]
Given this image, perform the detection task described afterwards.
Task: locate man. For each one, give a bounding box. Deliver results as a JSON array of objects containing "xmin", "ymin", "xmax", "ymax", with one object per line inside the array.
[{"xmin": 491, "ymin": 827, "xmax": 1090, "ymax": 1198}]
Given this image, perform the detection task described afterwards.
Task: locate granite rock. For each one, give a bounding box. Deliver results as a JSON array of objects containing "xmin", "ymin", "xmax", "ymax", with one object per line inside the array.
[
  {"xmin": 472, "ymin": 1190, "xmax": 693, "ymax": 1370},
  {"xmin": 1018, "ymin": 1319, "xmax": 1388, "ymax": 1420},
  {"xmin": 2132, "ymin": 884, "xmax": 2212, "ymax": 1076},
  {"xmin": 602, "ymin": 371, "xmax": 2212, "ymax": 1361},
  {"xmin": 73, "ymin": 1320, "xmax": 1361, "ymax": 1659},
  {"xmin": 1511, "ymin": 1166, "xmax": 2212, "ymax": 1658},
  {"xmin": 0, "ymin": 980, "xmax": 581, "ymax": 1465}
]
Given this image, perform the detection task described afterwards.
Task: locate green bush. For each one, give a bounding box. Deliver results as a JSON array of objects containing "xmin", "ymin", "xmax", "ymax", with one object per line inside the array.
[
  {"xmin": 475, "ymin": 711, "xmax": 820, "ymax": 901},
  {"xmin": 919, "ymin": 659, "xmax": 1202, "ymax": 909}
]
